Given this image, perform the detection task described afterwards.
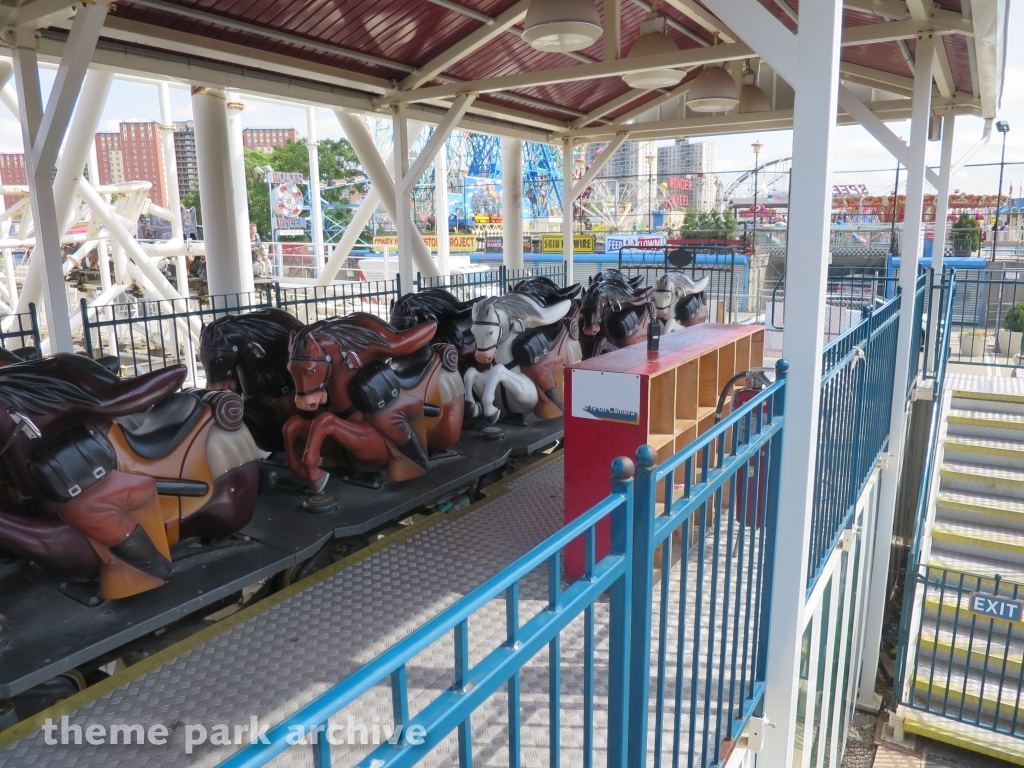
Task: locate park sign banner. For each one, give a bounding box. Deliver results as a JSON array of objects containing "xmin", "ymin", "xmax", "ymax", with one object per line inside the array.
[
  {"xmin": 539, "ymin": 234, "xmax": 596, "ymax": 254},
  {"xmin": 372, "ymin": 235, "xmax": 477, "ymax": 253},
  {"xmin": 605, "ymin": 233, "xmax": 665, "ymax": 253}
]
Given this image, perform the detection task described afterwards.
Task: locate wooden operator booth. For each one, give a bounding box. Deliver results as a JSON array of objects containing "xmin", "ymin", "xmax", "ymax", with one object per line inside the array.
[{"xmin": 563, "ymin": 324, "xmax": 766, "ymax": 579}]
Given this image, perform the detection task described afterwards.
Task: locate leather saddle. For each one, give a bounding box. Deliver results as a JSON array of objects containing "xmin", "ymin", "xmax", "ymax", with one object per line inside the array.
[
  {"xmin": 389, "ymin": 346, "xmax": 435, "ymax": 390},
  {"xmin": 114, "ymin": 391, "xmax": 205, "ymax": 460}
]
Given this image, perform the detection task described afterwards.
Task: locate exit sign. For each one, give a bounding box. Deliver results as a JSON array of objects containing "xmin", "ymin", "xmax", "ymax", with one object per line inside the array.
[{"xmin": 968, "ymin": 593, "xmax": 1024, "ymax": 622}]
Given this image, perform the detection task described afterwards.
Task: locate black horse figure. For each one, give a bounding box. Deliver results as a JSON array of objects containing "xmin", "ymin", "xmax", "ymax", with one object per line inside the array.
[
  {"xmin": 390, "ymin": 288, "xmax": 482, "ymax": 374},
  {"xmin": 200, "ymin": 308, "xmax": 308, "ymax": 452},
  {"xmin": 509, "ymin": 276, "xmax": 583, "ymax": 318},
  {"xmin": 579, "ymin": 270, "xmax": 655, "ymax": 358}
]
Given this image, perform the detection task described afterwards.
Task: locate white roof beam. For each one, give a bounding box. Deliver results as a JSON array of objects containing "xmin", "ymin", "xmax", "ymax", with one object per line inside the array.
[
  {"xmin": 661, "ymin": 0, "xmax": 736, "ymax": 43},
  {"xmin": 844, "ymin": 0, "xmax": 974, "ymax": 34},
  {"xmin": 570, "ymin": 132, "xmax": 630, "ymax": 201},
  {"xmin": 400, "ymin": 93, "xmax": 475, "ymax": 195},
  {"xmin": 571, "ymin": 88, "xmax": 651, "ymax": 128},
  {"xmin": 378, "ymin": 42, "xmax": 756, "ymax": 105},
  {"xmin": 701, "ymin": 0, "xmax": 797, "ymax": 82},
  {"xmin": 398, "ymin": 0, "xmax": 531, "ymax": 91}
]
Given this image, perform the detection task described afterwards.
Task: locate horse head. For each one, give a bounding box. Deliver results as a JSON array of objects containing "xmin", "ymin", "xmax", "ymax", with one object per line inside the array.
[
  {"xmin": 390, "ymin": 288, "xmax": 479, "ymax": 332},
  {"xmin": 470, "ymin": 294, "xmax": 570, "ymax": 365},
  {"xmin": 653, "ymin": 272, "xmax": 710, "ymax": 321},
  {"xmin": 199, "ymin": 321, "xmax": 243, "ymax": 391},
  {"xmin": 288, "ymin": 315, "xmax": 437, "ymax": 412},
  {"xmin": 580, "ymin": 280, "xmax": 654, "ymax": 336},
  {"xmin": 510, "ymin": 277, "xmax": 583, "ymax": 308}
]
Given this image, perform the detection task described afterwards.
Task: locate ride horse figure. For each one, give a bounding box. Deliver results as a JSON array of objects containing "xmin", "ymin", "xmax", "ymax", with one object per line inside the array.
[
  {"xmin": 0, "ymin": 355, "xmax": 259, "ymax": 599},
  {"xmin": 464, "ymin": 293, "xmax": 580, "ymax": 423},
  {"xmin": 284, "ymin": 314, "xmax": 462, "ymax": 490},
  {"xmin": 652, "ymin": 271, "xmax": 710, "ymax": 333},
  {"xmin": 579, "ymin": 270, "xmax": 655, "ymax": 358},
  {"xmin": 200, "ymin": 308, "xmax": 311, "ymax": 452},
  {"xmin": 389, "ymin": 288, "xmax": 481, "ymax": 374},
  {"xmin": 509, "ymin": 276, "xmax": 583, "ymax": 320}
]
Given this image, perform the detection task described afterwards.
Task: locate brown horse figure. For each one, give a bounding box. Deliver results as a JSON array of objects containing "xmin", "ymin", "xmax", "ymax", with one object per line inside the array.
[
  {"xmin": 0, "ymin": 355, "xmax": 259, "ymax": 599},
  {"xmin": 579, "ymin": 270, "xmax": 655, "ymax": 358},
  {"xmin": 283, "ymin": 314, "xmax": 451, "ymax": 490},
  {"xmin": 199, "ymin": 308, "xmax": 312, "ymax": 452}
]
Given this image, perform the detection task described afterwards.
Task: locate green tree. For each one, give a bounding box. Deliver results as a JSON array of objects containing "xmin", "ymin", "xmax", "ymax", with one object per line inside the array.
[
  {"xmin": 680, "ymin": 211, "xmax": 736, "ymax": 240},
  {"xmin": 177, "ymin": 138, "xmax": 366, "ymax": 242},
  {"xmin": 950, "ymin": 212, "xmax": 981, "ymax": 253}
]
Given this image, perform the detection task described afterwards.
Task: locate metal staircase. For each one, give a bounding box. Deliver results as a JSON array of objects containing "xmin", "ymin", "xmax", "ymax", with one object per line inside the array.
[{"xmin": 901, "ymin": 379, "xmax": 1024, "ymax": 764}]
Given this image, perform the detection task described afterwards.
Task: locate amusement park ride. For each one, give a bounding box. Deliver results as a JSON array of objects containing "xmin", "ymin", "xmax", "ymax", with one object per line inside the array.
[{"xmin": 0, "ymin": 217, "xmax": 712, "ymax": 723}]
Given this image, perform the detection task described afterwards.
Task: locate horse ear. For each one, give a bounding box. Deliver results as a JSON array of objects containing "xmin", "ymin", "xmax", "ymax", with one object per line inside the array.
[{"xmin": 288, "ymin": 330, "xmax": 297, "ymax": 349}]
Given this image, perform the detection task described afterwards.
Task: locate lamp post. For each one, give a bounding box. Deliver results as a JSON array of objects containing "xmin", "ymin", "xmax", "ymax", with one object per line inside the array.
[
  {"xmin": 888, "ymin": 158, "xmax": 901, "ymax": 258},
  {"xmin": 646, "ymin": 152, "xmax": 656, "ymax": 232},
  {"xmin": 992, "ymin": 120, "xmax": 1010, "ymax": 261},
  {"xmin": 751, "ymin": 140, "xmax": 762, "ymax": 251}
]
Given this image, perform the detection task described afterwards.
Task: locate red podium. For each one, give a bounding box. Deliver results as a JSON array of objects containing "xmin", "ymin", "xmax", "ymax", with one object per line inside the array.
[{"xmin": 563, "ymin": 324, "xmax": 765, "ymax": 580}]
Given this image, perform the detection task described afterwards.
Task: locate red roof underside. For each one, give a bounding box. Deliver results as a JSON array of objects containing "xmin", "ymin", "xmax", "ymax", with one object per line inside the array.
[{"xmin": 112, "ymin": 0, "xmax": 973, "ymax": 124}]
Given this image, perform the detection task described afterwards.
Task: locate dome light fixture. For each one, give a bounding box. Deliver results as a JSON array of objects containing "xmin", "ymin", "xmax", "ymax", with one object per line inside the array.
[
  {"xmin": 622, "ymin": 1, "xmax": 684, "ymax": 89},
  {"xmin": 687, "ymin": 63, "xmax": 739, "ymax": 113},
  {"xmin": 738, "ymin": 61, "xmax": 770, "ymax": 113},
  {"xmin": 522, "ymin": 0, "xmax": 602, "ymax": 53}
]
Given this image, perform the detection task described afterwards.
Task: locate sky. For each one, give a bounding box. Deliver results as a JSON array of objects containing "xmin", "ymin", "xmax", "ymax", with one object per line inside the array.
[{"xmin": 0, "ymin": 2, "xmax": 1019, "ymax": 187}]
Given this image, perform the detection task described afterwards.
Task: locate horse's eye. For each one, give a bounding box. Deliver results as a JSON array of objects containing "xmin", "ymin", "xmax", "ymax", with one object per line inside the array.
[{"xmin": 308, "ymin": 368, "xmax": 315, "ymax": 375}]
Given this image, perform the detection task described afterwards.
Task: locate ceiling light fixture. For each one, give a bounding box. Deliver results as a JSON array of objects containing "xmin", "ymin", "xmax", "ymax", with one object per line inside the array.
[
  {"xmin": 523, "ymin": 0, "xmax": 603, "ymax": 53},
  {"xmin": 622, "ymin": 1, "xmax": 684, "ymax": 89},
  {"xmin": 686, "ymin": 33, "xmax": 739, "ymax": 113},
  {"xmin": 738, "ymin": 60, "xmax": 770, "ymax": 113}
]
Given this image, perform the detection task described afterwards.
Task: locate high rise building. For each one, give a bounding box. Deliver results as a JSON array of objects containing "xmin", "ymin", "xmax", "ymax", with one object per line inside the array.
[
  {"xmin": 173, "ymin": 120, "xmax": 199, "ymax": 195},
  {"xmin": 657, "ymin": 139, "xmax": 718, "ymax": 213},
  {"xmin": 242, "ymin": 128, "xmax": 299, "ymax": 153},
  {"xmin": 0, "ymin": 154, "xmax": 26, "ymax": 210},
  {"xmin": 94, "ymin": 121, "xmax": 167, "ymax": 207}
]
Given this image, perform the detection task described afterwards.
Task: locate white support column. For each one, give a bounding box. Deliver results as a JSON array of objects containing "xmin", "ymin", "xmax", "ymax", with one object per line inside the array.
[
  {"xmin": 604, "ymin": 0, "xmax": 621, "ymax": 61},
  {"xmin": 931, "ymin": 114, "xmax": 955, "ymax": 274},
  {"xmin": 435, "ymin": 141, "xmax": 451, "ymax": 278},
  {"xmin": 193, "ymin": 86, "xmax": 246, "ymax": 298},
  {"xmin": 318, "ymin": 187, "xmax": 379, "ymax": 286},
  {"xmin": 158, "ymin": 82, "xmax": 184, "ymax": 242},
  {"xmin": 858, "ymin": 32, "xmax": 935, "ymax": 709},
  {"xmin": 502, "ymin": 137, "xmax": 523, "ymax": 269},
  {"xmin": 225, "ymin": 92, "xmax": 253, "ymax": 294},
  {"xmin": 335, "ymin": 109, "xmax": 438, "ymax": 280},
  {"xmin": 761, "ymin": 0, "xmax": 844, "ymax": 764},
  {"xmin": 562, "ymin": 138, "xmax": 574, "ymax": 283},
  {"xmin": 306, "ymin": 105, "xmax": 325, "ymax": 278},
  {"xmin": 392, "ymin": 104, "xmax": 415, "ymax": 292}
]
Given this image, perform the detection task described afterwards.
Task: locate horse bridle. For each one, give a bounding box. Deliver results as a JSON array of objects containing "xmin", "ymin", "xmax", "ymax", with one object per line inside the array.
[
  {"xmin": 291, "ymin": 337, "xmax": 365, "ymax": 396},
  {"xmin": 474, "ymin": 313, "xmax": 525, "ymax": 353}
]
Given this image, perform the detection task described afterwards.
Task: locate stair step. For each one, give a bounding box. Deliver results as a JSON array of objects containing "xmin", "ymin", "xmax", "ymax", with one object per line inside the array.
[
  {"xmin": 952, "ymin": 388, "xmax": 1024, "ymax": 407},
  {"xmin": 903, "ymin": 710, "xmax": 1024, "ymax": 765},
  {"xmin": 932, "ymin": 520, "xmax": 1024, "ymax": 564},
  {"xmin": 936, "ymin": 489, "xmax": 1024, "ymax": 530},
  {"xmin": 947, "ymin": 409, "xmax": 1024, "ymax": 441},
  {"xmin": 918, "ymin": 623, "xmax": 1024, "ymax": 678},
  {"xmin": 926, "ymin": 551, "xmax": 1024, "ymax": 584},
  {"xmin": 940, "ymin": 462, "xmax": 1024, "ymax": 495},
  {"xmin": 943, "ymin": 436, "xmax": 1024, "ymax": 470},
  {"xmin": 909, "ymin": 667, "xmax": 1024, "ymax": 721}
]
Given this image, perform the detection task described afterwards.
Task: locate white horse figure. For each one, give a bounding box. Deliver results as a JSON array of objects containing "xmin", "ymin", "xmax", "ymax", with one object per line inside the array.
[
  {"xmin": 652, "ymin": 271, "xmax": 711, "ymax": 333},
  {"xmin": 464, "ymin": 293, "xmax": 574, "ymax": 422}
]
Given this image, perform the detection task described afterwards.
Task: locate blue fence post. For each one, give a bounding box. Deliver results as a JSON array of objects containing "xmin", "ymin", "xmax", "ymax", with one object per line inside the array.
[
  {"xmin": 28, "ymin": 302, "xmax": 41, "ymax": 352},
  {"xmin": 607, "ymin": 456, "xmax": 635, "ymax": 768},
  {"xmin": 397, "ymin": 272, "xmax": 403, "ymax": 296},
  {"xmin": 850, "ymin": 306, "xmax": 873, "ymax": 497},
  {"xmin": 754, "ymin": 360, "xmax": 788, "ymax": 708},
  {"xmin": 79, "ymin": 298, "xmax": 94, "ymax": 358},
  {"xmin": 499, "ymin": 264, "xmax": 507, "ymax": 294},
  {"xmin": 626, "ymin": 444, "xmax": 658, "ymax": 768},
  {"xmin": 272, "ymin": 281, "xmax": 282, "ymax": 309}
]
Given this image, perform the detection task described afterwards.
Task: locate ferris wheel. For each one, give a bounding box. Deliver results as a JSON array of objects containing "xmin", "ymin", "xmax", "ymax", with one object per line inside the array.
[{"xmin": 722, "ymin": 155, "xmax": 793, "ymax": 201}]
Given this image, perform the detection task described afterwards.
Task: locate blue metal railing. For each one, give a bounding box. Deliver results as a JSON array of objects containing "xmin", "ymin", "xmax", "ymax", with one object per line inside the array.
[
  {"xmin": 807, "ymin": 286, "xmax": 903, "ymax": 589},
  {"xmin": 218, "ymin": 457, "xmax": 635, "ymax": 768},
  {"xmin": 628, "ymin": 364, "xmax": 787, "ymax": 768},
  {"xmin": 215, "ymin": 364, "xmax": 789, "ymax": 768},
  {"xmin": 0, "ymin": 303, "xmax": 41, "ymax": 353}
]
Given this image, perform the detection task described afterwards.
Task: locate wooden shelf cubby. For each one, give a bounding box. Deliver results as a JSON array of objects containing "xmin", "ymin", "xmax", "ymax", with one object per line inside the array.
[{"xmin": 563, "ymin": 324, "xmax": 765, "ymax": 580}]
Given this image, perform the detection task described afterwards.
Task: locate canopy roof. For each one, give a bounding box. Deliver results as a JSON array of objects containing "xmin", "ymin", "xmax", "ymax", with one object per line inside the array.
[{"xmin": 15, "ymin": 0, "xmax": 1009, "ymax": 142}]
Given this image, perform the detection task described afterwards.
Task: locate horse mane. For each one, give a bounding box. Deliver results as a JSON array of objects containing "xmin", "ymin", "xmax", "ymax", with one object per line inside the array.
[
  {"xmin": 510, "ymin": 277, "xmax": 582, "ymax": 306},
  {"xmin": 202, "ymin": 309, "xmax": 301, "ymax": 352},
  {"xmin": 390, "ymin": 289, "xmax": 477, "ymax": 329},
  {"xmin": 655, "ymin": 271, "xmax": 698, "ymax": 292},
  {"xmin": 0, "ymin": 359, "xmax": 101, "ymax": 414},
  {"xmin": 472, "ymin": 293, "xmax": 544, "ymax": 325},
  {"xmin": 582, "ymin": 279, "xmax": 644, "ymax": 306},
  {"xmin": 290, "ymin": 315, "xmax": 390, "ymax": 356}
]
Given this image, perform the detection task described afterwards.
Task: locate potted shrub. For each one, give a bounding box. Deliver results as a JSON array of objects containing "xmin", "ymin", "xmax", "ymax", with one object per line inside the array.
[
  {"xmin": 958, "ymin": 328, "xmax": 988, "ymax": 358},
  {"xmin": 997, "ymin": 303, "xmax": 1024, "ymax": 356},
  {"xmin": 950, "ymin": 213, "xmax": 981, "ymax": 256}
]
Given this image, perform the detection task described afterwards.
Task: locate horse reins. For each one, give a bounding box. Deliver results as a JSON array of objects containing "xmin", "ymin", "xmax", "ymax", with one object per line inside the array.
[
  {"xmin": 474, "ymin": 315, "xmax": 524, "ymax": 353},
  {"xmin": 291, "ymin": 336, "xmax": 334, "ymax": 396}
]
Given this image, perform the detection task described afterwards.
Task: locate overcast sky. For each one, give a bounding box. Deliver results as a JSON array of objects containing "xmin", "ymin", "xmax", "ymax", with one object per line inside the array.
[{"xmin": 0, "ymin": 2, "xmax": 1019, "ymax": 185}]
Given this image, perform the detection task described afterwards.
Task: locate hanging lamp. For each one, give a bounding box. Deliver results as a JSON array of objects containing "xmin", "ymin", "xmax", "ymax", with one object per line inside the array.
[
  {"xmin": 522, "ymin": 0, "xmax": 602, "ymax": 53},
  {"xmin": 622, "ymin": 1, "xmax": 684, "ymax": 89},
  {"xmin": 686, "ymin": 34, "xmax": 739, "ymax": 113},
  {"xmin": 738, "ymin": 60, "xmax": 770, "ymax": 113}
]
